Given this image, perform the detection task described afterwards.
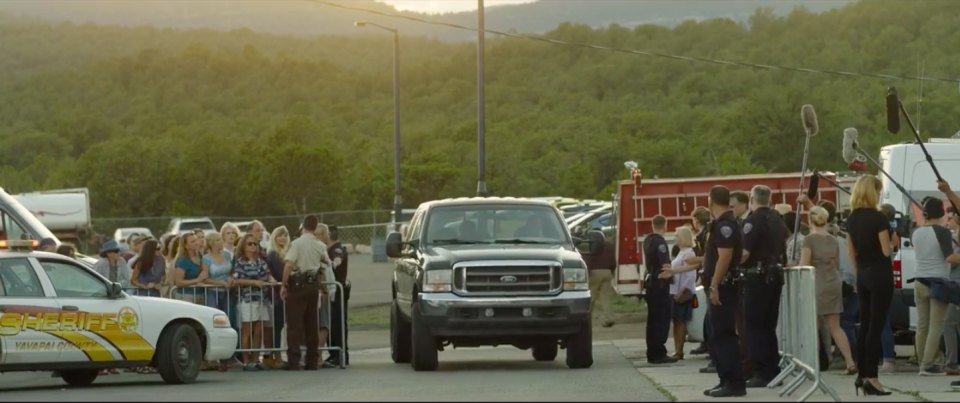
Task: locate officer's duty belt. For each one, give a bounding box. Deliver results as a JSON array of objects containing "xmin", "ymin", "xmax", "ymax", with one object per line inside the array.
[
  {"xmin": 288, "ymin": 270, "xmax": 320, "ymax": 288},
  {"xmin": 738, "ymin": 263, "xmax": 784, "ymax": 284}
]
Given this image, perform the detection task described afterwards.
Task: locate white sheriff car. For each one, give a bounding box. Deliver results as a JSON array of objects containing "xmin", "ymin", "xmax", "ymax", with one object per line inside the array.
[{"xmin": 0, "ymin": 240, "xmax": 237, "ymax": 385}]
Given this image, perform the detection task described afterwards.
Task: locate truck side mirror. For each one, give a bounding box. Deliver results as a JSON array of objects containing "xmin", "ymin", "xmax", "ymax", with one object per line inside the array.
[
  {"xmin": 587, "ymin": 230, "xmax": 605, "ymax": 255},
  {"xmin": 385, "ymin": 232, "xmax": 404, "ymax": 258}
]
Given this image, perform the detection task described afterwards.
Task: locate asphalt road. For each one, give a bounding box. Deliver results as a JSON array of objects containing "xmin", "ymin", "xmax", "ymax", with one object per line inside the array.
[
  {"xmin": 347, "ymin": 254, "xmax": 394, "ymax": 308},
  {"xmin": 0, "ymin": 343, "xmax": 665, "ymax": 401}
]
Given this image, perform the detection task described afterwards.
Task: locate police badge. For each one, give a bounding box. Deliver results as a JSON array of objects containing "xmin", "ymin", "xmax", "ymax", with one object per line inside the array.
[
  {"xmin": 721, "ymin": 225, "xmax": 733, "ymax": 238},
  {"xmin": 743, "ymin": 223, "xmax": 753, "ymax": 235}
]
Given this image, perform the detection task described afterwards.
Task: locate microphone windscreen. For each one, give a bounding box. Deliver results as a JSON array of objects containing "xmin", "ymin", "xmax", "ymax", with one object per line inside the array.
[
  {"xmin": 801, "ymin": 104, "xmax": 819, "ymax": 136},
  {"xmin": 887, "ymin": 87, "xmax": 901, "ymax": 134},
  {"xmin": 807, "ymin": 171, "xmax": 820, "ymax": 199},
  {"xmin": 842, "ymin": 127, "xmax": 859, "ymax": 164}
]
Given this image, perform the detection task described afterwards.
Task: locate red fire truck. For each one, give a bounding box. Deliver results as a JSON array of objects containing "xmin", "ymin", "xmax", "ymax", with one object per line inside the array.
[{"xmin": 612, "ymin": 170, "xmax": 845, "ymax": 298}]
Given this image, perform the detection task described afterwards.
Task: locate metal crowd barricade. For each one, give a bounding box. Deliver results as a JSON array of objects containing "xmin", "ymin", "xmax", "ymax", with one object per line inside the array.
[
  {"xmin": 767, "ymin": 265, "xmax": 839, "ymax": 402},
  {"xmin": 169, "ymin": 281, "xmax": 346, "ymax": 369}
]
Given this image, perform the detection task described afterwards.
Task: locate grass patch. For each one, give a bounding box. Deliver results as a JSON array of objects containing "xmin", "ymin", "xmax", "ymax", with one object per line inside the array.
[
  {"xmin": 610, "ymin": 293, "xmax": 645, "ymax": 314},
  {"xmin": 886, "ymin": 387, "xmax": 930, "ymax": 402},
  {"xmin": 349, "ymin": 303, "xmax": 391, "ymax": 331},
  {"xmin": 347, "ymin": 294, "xmax": 647, "ymax": 331}
]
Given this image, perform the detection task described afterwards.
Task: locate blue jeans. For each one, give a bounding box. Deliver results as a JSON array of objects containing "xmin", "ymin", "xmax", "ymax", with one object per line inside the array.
[
  {"xmin": 881, "ymin": 310, "xmax": 895, "ymax": 361},
  {"xmin": 840, "ymin": 293, "xmax": 859, "ymax": 354}
]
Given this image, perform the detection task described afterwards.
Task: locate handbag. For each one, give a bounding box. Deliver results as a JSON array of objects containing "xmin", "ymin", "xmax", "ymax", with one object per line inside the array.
[
  {"xmin": 674, "ymin": 287, "xmax": 693, "ymax": 304},
  {"xmin": 841, "ymin": 281, "xmax": 855, "ymax": 298}
]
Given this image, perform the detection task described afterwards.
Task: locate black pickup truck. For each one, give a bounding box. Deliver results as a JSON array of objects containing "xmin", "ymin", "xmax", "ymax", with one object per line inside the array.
[{"xmin": 385, "ymin": 197, "xmax": 604, "ymax": 371}]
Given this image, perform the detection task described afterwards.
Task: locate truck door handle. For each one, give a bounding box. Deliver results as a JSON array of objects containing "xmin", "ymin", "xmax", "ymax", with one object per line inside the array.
[{"xmin": 62, "ymin": 305, "xmax": 79, "ymax": 312}]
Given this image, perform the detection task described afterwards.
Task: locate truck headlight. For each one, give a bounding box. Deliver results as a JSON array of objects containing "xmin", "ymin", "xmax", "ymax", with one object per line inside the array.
[
  {"xmin": 423, "ymin": 270, "xmax": 452, "ymax": 292},
  {"xmin": 212, "ymin": 314, "xmax": 231, "ymax": 328},
  {"xmin": 563, "ymin": 268, "xmax": 588, "ymax": 290}
]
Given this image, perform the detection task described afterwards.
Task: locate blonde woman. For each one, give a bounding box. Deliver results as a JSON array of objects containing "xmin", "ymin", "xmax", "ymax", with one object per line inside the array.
[
  {"xmin": 202, "ymin": 232, "xmax": 234, "ymax": 310},
  {"xmin": 232, "ymin": 233, "xmax": 276, "ymax": 371},
  {"xmin": 174, "ymin": 232, "xmax": 209, "ymax": 304},
  {"xmin": 800, "ymin": 206, "xmax": 856, "ymax": 375},
  {"xmin": 221, "ymin": 222, "xmax": 241, "ymax": 252},
  {"xmin": 161, "ymin": 234, "xmax": 180, "ymax": 296},
  {"xmin": 845, "ymin": 175, "xmax": 893, "ymax": 396},
  {"xmin": 659, "ymin": 226, "xmax": 699, "ymax": 360},
  {"xmin": 264, "ymin": 226, "xmax": 291, "ymax": 368}
]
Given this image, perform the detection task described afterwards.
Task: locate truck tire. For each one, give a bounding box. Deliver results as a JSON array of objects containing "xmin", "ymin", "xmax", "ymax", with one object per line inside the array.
[
  {"xmin": 156, "ymin": 323, "xmax": 202, "ymax": 384},
  {"xmin": 565, "ymin": 319, "xmax": 593, "ymax": 369},
  {"xmin": 60, "ymin": 369, "xmax": 99, "ymax": 386},
  {"xmin": 410, "ymin": 302, "xmax": 438, "ymax": 371},
  {"xmin": 391, "ymin": 300, "xmax": 412, "ymax": 364},
  {"xmin": 532, "ymin": 342, "xmax": 558, "ymax": 362}
]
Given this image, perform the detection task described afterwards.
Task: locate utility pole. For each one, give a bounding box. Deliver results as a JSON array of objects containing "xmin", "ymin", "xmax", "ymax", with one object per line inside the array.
[{"xmin": 476, "ymin": 0, "xmax": 488, "ymax": 197}]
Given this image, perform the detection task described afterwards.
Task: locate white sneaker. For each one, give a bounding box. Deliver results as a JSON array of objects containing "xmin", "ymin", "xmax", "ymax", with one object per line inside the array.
[{"xmin": 919, "ymin": 365, "xmax": 946, "ymax": 376}]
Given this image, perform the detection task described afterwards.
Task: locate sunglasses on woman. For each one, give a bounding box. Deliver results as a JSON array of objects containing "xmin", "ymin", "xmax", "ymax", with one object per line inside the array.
[{"xmin": 246, "ymin": 241, "xmax": 258, "ymax": 246}]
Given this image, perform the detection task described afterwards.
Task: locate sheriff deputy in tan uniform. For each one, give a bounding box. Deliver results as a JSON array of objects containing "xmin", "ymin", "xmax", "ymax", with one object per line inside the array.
[{"xmin": 281, "ymin": 215, "xmax": 330, "ymax": 370}]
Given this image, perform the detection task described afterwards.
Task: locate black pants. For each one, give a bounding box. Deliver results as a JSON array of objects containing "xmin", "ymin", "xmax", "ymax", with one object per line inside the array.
[
  {"xmin": 704, "ymin": 288, "xmax": 715, "ymax": 364},
  {"xmin": 708, "ymin": 282, "xmax": 745, "ymax": 390},
  {"xmin": 857, "ymin": 265, "xmax": 894, "ymax": 379},
  {"xmin": 285, "ymin": 283, "xmax": 321, "ymax": 369},
  {"xmin": 328, "ymin": 289, "xmax": 349, "ymax": 363},
  {"xmin": 645, "ymin": 284, "xmax": 672, "ymax": 360},
  {"xmin": 744, "ymin": 279, "xmax": 783, "ymax": 380}
]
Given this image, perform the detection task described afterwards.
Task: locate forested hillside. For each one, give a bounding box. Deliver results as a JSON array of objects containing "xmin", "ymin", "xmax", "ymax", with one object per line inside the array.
[
  {"xmin": 0, "ymin": 0, "xmax": 850, "ymax": 41},
  {"xmin": 1, "ymin": 0, "xmax": 959, "ymax": 219}
]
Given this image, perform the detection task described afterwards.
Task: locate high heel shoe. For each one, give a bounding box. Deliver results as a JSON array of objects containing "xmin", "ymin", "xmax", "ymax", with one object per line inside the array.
[
  {"xmin": 861, "ymin": 380, "xmax": 892, "ymax": 396},
  {"xmin": 845, "ymin": 365, "xmax": 858, "ymax": 375},
  {"xmin": 854, "ymin": 377, "xmax": 863, "ymax": 396}
]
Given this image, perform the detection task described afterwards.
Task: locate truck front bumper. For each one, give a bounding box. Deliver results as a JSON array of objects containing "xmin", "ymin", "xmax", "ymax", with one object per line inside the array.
[{"xmin": 417, "ymin": 291, "xmax": 591, "ymax": 337}]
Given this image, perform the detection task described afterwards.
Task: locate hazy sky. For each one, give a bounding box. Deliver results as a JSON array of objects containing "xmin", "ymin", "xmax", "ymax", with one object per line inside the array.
[{"xmin": 377, "ymin": 0, "xmax": 537, "ymax": 14}]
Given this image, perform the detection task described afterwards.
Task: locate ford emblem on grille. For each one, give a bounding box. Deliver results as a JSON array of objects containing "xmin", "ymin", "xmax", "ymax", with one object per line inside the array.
[{"xmin": 500, "ymin": 275, "xmax": 518, "ymax": 283}]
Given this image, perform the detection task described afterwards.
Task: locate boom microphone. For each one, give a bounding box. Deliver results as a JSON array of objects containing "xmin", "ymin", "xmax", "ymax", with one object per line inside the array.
[
  {"xmin": 792, "ymin": 104, "xmax": 818, "ymax": 262},
  {"xmin": 842, "ymin": 127, "xmax": 868, "ymax": 171},
  {"xmin": 801, "ymin": 104, "xmax": 819, "ymax": 136},
  {"xmin": 886, "ymin": 87, "xmax": 901, "ymax": 134}
]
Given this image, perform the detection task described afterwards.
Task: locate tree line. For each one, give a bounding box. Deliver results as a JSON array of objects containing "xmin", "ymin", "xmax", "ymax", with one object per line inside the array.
[{"xmin": 1, "ymin": 0, "xmax": 959, "ymax": 221}]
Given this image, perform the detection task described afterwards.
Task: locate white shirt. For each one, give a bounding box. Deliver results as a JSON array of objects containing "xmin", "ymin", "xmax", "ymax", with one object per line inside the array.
[{"xmin": 670, "ymin": 247, "xmax": 697, "ymax": 295}]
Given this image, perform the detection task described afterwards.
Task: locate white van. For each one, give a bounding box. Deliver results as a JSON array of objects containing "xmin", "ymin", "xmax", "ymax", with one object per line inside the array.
[{"xmin": 879, "ymin": 138, "xmax": 960, "ymax": 336}]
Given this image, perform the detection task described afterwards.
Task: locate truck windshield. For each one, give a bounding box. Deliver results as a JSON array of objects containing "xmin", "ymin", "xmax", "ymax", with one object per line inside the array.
[
  {"xmin": 180, "ymin": 221, "xmax": 215, "ymax": 231},
  {"xmin": 425, "ymin": 205, "xmax": 568, "ymax": 245}
]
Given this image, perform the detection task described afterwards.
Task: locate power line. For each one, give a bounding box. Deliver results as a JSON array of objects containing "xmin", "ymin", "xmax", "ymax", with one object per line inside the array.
[{"xmin": 315, "ymin": 0, "xmax": 959, "ymax": 85}]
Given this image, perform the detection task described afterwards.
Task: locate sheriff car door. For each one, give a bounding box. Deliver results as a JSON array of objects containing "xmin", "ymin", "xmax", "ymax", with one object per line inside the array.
[
  {"xmin": 38, "ymin": 258, "xmax": 152, "ymax": 365},
  {"xmin": 0, "ymin": 256, "xmax": 62, "ymax": 366}
]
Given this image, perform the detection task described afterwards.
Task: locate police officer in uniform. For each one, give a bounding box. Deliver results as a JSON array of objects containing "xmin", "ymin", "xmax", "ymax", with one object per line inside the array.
[
  {"xmin": 281, "ymin": 215, "xmax": 330, "ymax": 370},
  {"xmin": 739, "ymin": 185, "xmax": 789, "ymax": 387},
  {"xmin": 324, "ymin": 225, "xmax": 350, "ymax": 367},
  {"xmin": 643, "ymin": 215, "xmax": 677, "ymax": 364},
  {"xmin": 703, "ymin": 186, "xmax": 746, "ymax": 397}
]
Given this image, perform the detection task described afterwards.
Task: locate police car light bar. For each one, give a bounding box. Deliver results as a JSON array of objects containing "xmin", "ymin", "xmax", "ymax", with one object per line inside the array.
[{"xmin": 0, "ymin": 239, "xmax": 39, "ymax": 251}]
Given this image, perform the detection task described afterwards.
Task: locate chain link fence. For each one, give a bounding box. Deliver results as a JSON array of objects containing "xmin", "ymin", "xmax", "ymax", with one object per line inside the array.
[{"xmin": 83, "ymin": 210, "xmax": 393, "ymax": 256}]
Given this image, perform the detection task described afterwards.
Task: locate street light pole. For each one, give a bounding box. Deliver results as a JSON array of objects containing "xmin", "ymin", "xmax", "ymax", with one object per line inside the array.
[
  {"xmin": 476, "ymin": 0, "xmax": 487, "ymax": 197},
  {"xmin": 356, "ymin": 21, "xmax": 403, "ymax": 232},
  {"xmin": 391, "ymin": 29, "xmax": 402, "ymax": 232}
]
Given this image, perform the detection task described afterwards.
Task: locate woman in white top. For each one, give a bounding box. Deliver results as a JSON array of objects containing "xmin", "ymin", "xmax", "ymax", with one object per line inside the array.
[{"xmin": 659, "ymin": 226, "xmax": 699, "ymax": 360}]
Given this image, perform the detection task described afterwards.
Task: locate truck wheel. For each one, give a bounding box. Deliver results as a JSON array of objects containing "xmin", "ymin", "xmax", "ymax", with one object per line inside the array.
[
  {"xmin": 60, "ymin": 369, "xmax": 98, "ymax": 386},
  {"xmin": 532, "ymin": 342, "xmax": 559, "ymax": 361},
  {"xmin": 156, "ymin": 323, "xmax": 202, "ymax": 384},
  {"xmin": 410, "ymin": 302, "xmax": 438, "ymax": 371},
  {"xmin": 565, "ymin": 319, "xmax": 593, "ymax": 369},
  {"xmin": 391, "ymin": 300, "xmax": 412, "ymax": 364}
]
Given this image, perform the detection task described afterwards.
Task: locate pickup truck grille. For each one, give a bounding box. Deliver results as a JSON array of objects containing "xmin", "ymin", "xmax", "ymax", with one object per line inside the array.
[{"xmin": 452, "ymin": 263, "xmax": 562, "ymax": 296}]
